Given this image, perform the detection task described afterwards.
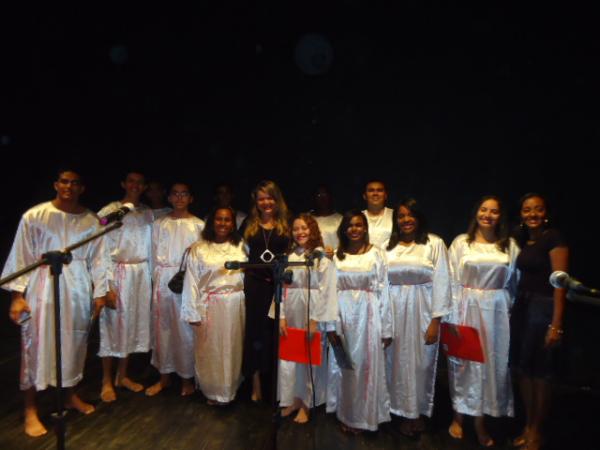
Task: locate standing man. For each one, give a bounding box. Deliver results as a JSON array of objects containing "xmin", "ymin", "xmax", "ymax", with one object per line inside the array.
[
  {"xmin": 98, "ymin": 171, "xmax": 154, "ymax": 402},
  {"xmin": 362, "ymin": 180, "xmax": 394, "ymax": 248},
  {"xmin": 2, "ymin": 169, "xmax": 110, "ymax": 436}
]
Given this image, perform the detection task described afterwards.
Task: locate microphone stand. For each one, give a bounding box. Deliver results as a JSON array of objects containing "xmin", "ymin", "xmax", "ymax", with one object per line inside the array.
[
  {"xmin": 0, "ymin": 221, "xmax": 124, "ymax": 450},
  {"xmin": 225, "ymin": 255, "xmax": 314, "ymax": 450}
]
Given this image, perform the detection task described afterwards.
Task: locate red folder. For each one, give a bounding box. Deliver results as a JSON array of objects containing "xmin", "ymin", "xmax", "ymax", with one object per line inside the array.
[
  {"xmin": 279, "ymin": 327, "xmax": 322, "ymax": 366},
  {"xmin": 440, "ymin": 323, "xmax": 485, "ymax": 363}
]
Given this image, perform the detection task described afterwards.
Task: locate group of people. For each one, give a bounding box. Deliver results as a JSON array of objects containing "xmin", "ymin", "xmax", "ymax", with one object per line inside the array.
[{"xmin": 2, "ymin": 172, "xmax": 568, "ymax": 450}]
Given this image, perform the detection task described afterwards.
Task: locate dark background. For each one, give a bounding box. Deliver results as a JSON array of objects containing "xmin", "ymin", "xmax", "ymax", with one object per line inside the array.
[{"xmin": 1, "ymin": 3, "xmax": 599, "ymax": 388}]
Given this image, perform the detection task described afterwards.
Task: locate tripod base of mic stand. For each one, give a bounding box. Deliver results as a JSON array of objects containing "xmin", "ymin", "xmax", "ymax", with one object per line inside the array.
[{"xmin": 51, "ymin": 410, "xmax": 67, "ymax": 450}]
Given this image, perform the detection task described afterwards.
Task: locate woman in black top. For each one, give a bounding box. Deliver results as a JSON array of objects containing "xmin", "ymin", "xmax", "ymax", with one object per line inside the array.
[
  {"xmin": 242, "ymin": 180, "xmax": 291, "ymax": 402},
  {"xmin": 510, "ymin": 193, "xmax": 569, "ymax": 450}
]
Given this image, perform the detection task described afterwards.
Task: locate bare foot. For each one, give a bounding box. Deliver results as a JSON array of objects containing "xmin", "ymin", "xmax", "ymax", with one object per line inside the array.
[
  {"xmin": 281, "ymin": 405, "xmax": 298, "ymax": 417},
  {"xmin": 66, "ymin": 393, "xmax": 95, "ymax": 415},
  {"xmin": 115, "ymin": 377, "xmax": 143, "ymax": 393},
  {"xmin": 181, "ymin": 380, "xmax": 195, "ymax": 397},
  {"xmin": 100, "ymin": 383, "xmax": 116, "ymax": 403},
  {"xmin": 474, "ymin": 420, "xmax": 494, "ymax": 447},
  {"xmin": 24, "ymin": 410, "xmax": 47, "ymax": 437},
  {"xmin": 145, "ymin": 381, "xmax": 167, "ymax": 397},
  {"xmin": 448, "ymin": 420, "xmax": 463, "ymax": 439},
  {"xmin": 340, "ymin": 423, "xmax": 362, "ymax": 435},
  {"xmin": 513, "ymin": 427, "xmax": 529, "ymax": 447},
  {"xmin": 293, "ymin": 407, "xmax": 309, "ymax": 424}
]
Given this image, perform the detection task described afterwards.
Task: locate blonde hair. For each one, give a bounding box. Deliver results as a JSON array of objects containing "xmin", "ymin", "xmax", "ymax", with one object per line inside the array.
[{"xmin": 244, "ymin": 180, "xmax": 290, "ymax": 240}]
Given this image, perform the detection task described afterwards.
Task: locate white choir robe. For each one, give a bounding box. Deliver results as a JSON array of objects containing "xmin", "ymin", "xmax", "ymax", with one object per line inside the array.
[
  {"xmin": 152, "ymin": 207, "xmax": 172, "ymax": 220},
  {"xmin": 150, "ymin": 215, "xmax": 204, "ymax": 378},
  {"xmin": 314, "ymin": 213, "xmax": 342, "ymax": 251},
  {"xmin": 181, "ymin": 240, "xmax": 247, "ymax": 403},
  {"xmin": 385, "ymin": 234, "xmax": 451, "ymax": 418},
  {"xmin": 1, "ymin": 202, "xmax": 110, "ymax": 391},
  {"xmin": 327, "ymin": 246, "xmax": 392, "ymax": 431},
  {"xmin": 446, "ymin": 234, "xmax": 519, "ymax": 417},
  {"xmin": 362, "ymin": 207, "xmax": 394, "ymax": 249},
  {"xmin": 98, "ymin": 201, "xmax": 154, "ymax": 358},
  {"xmin": 277, "ymin": 249, "xmax": 338, "ymax": 409}
]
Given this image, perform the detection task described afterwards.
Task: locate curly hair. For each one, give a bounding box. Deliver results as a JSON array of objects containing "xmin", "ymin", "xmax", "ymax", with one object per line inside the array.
[{"xmin": 289, "ymin": 213, "xmax": 324, "ymax": 253}]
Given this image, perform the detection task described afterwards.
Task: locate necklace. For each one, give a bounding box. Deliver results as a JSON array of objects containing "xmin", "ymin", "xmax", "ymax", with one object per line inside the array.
[{"xmin": 260, "ymin": 228, "xmax": 275, "ymax": 263}]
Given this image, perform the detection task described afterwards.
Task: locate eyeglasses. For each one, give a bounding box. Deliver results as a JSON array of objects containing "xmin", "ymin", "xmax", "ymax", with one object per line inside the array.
[
  {"xmin": 57, "ymin": 178, "xmax": 82, "ymax": 186},
  {"xmin": 170, "ymin": 191, "xmax": 191, "ymax": 198}
]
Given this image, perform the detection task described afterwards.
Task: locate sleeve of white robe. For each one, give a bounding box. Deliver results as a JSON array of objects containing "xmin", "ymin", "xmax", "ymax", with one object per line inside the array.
[
  {"xmin": 181, "ymin": 245, "xmax": 206, "ymax": 323},
  {"xmin": 376, "ymin": 249, "xmax": 393, "ymax": 339},
  {"xmin": 446, "ymin": 235, "xmax": 465, "ymax": 323},
  {"xmin": 87, "ymin": 224, "xmax": 111, "ymax": 298},
  {"xmin": 505, "ymin": 238, "xmax": 520, "ymax": 308},
  {"xmin": 314, "ymin": 255, "xmax": 337, "ymax": 323},
  {"xmin": 430, "ymin": 235, "xmax": 452, "ymax": 319},
  {"xmin": 1, "ymin": 215, "xmax": 36, "ymax": 293}
]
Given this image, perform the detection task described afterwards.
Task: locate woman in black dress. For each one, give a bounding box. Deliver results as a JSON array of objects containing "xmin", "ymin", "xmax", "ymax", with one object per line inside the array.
[
  {"xmin": 242, "ymin": 180, "xmax": 291, "ymax": 402},
  {"xmin": 510, "ymin": 193, "xmax": 569, "ymax": 450}
]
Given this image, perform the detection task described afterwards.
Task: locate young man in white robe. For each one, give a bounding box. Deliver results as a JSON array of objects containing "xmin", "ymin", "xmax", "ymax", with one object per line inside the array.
[{"xmin": 2, "ymin": 170, "xmax": 111, "ymax": 437}]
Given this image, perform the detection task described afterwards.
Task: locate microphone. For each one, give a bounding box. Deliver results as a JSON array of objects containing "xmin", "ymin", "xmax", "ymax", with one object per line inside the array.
[
  {"xmin": 305, "ymin": 249, "xmax": 325, "ymax": 265},
  {"xmin": 99, "ymin": 203, "xmax": 134, "ymax": 225},
  {"xmin": 549, "ymin": 271, "xmax": 600, "ymax": 296},
  {"xmin": 224, "ymin": 261, "xmax": 241, "ymax": 270}
]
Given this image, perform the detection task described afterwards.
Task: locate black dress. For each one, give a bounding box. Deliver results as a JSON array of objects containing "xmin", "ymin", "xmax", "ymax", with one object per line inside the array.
[
  {"xmin": 510, "ymin": 228, "xmax": 566, "ymax": 379},
  {"xmin": 242, "ymin": 227, "xmax": 290, "ymax": 380}
]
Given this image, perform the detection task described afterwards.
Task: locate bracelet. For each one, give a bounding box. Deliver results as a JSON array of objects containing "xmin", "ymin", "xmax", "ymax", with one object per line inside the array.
[{"xmin": 548, "ymin": 324, "xmax": 564, "ymax": 335}]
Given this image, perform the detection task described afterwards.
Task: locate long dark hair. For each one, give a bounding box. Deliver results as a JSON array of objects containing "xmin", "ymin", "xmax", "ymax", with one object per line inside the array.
[
  {"xmin": 336, "ymin": 209, "xmax": 369, "ymax": 261},
  {"xmin": 202, "ymin": 207, "xmax": 242, "ymax": 245},
  {"xmin": 387, "ymin": 198, "xmax": 429, "ymax": 250},
  {"xmin": 514, "ymin": 192, "xmax": 551, "ymax": 247},
  {"xmin": 466, "ymin": 195, "xmax": 509, "ymax": 253}
]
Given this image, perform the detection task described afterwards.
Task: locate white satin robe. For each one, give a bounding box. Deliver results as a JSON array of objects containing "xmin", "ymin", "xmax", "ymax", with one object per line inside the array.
[
  {"xmin": 181, "ymin": 240, "xmax": 246, "ymax": 402},
  {"xmin": 1, "ymin": 202, "xmax": 110, "ymax": 391},
  {"xmin": 278, "ymin": 249, "xmax": 338, "ymax": 408},
  {"xmin": 385, "ymin": 234, "xmax": 451, "ymax": 418},
  {"xmin": 98, "ymin": 201, "xmax": 154, "ymax": 358},
  {"xmin": 314, "ymin": 213, "xmax": 342, "ymax": 251},
  {"xmin": 362, "ymin": 207, "xmax": 394, "ymax": 249},
  {"xmin": 447, "ymin": 234, "xmax": 519, "ymax": 417},
  {"xmin": 327, "ymin": 246, "xmax": 392, "ymax": 431},
  {"xmin": 150, "ymin": 215, "xmax": 204, "ymax": 378}
]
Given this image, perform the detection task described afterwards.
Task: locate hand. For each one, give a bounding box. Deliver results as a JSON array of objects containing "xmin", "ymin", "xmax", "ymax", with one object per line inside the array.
[
  {"xmin": 425, "ymin": 319, "xmax": 441, "ymax": 345},
  {"xmin": 308, "ymin": 320, "xmax": 318, "ymax": 340},
  {"xmin": 279, "ymin": 319, "xmax": 288, "ymax": 337},
  {"xmin": 105, "ymin": 289, "xmax": 118, "ymax": 309},
  {"xmin": 92, "ymin": 297, "xmax": 106, "ymax": 320},
  {"xmin": 545, "ymin": 326, "xmax": 563, "ymax": 348},
  {"xmin": 9, "ymin": 293, "xmax": 30, "ymax": 325},
  {"xmin": 382, "ymin": 337, "xmax": 392, "ymax": 349}
]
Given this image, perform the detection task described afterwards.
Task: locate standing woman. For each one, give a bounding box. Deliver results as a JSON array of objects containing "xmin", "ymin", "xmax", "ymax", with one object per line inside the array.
[
  {"xmin": 447, "ymin": 196, "xmax": 519, "ymax": 447},
  {"xmin": 510, "ymin": 194, "xmax": 568, "ymax": 450},
  {"xmin": 329, "ymin": 210, "xmax": 392, "ymax": 433},
  {"xmin": 385, "ymin": 199, "xmax": 451, "ymax": 436},
  {"xmin": 181, "ymin": 207, "xmax": 247, "ymax": 405},
  {"xmin": 278, "ymin": 213, "xmax": 337, "ymax": 423},
  {"xmin": 242, "ymin": 180, "xmax": 291, "ymax": 402}
]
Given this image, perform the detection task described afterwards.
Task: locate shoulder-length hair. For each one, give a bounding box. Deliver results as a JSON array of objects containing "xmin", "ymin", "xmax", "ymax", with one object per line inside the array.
[
  {"xmin": 336, "ymin": 209, "xmax": 369, "ymax": 261},
  {"xmin": 244, "ymin": 180, "xmax": 290, "ymax": 240},
  {"xmin": 387, "ymin": 198, "xmax": 429, "ymax": 250},
  {"xmin": 513, "ymin": 192, "xmax": 551, "ymax": 247},
  {"xmin": 202, "ymin": 207, "xmax": 242, "ymax": 245},
  {"xmin": 288, "ymin": 213, "xmax": 324, "ymax": 253},
  {"xmin": 466, "ymin": 195, "xmax": 509, "ymax": 253}
]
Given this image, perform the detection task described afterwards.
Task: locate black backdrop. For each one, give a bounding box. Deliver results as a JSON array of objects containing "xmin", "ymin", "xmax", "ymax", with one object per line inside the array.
[{"xmin": 1, "ymin": 2, "xmax": 599, "ymax": 387}]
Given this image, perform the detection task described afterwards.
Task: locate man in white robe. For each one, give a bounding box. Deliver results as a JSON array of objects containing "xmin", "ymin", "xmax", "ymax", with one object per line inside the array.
[
  {"xmin": 2, "ymin": 170, "xmax": 110, "ymax": 437},
  {"xmin": 97, "ymin": 171, "xmax": 153, "ymax": 402},
  {"xmin": 362, "ymin": 180, "xmax": 394, "ymax": 249}
]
